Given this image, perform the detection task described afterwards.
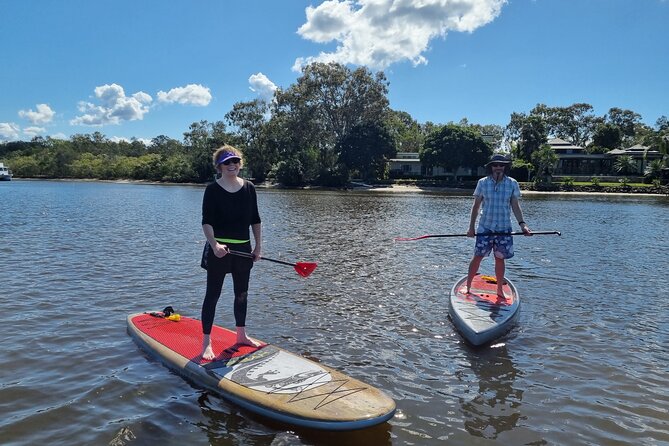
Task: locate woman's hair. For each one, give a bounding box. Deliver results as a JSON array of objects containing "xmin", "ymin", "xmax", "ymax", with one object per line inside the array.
[{"xmin": 212, "ymin": 144, "xmax": 243, "ymax": 169}]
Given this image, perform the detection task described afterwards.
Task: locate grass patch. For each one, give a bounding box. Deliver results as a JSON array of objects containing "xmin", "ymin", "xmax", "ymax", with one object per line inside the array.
[{"xmin": 567, "ymin": 181, "xmax": 651, "ymax": 188}]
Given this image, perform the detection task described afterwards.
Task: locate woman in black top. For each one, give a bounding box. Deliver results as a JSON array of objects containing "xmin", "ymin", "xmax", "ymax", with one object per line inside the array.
[{"xmin": 200, "ymin": 145, "xmax": 262, "ymax": 360}]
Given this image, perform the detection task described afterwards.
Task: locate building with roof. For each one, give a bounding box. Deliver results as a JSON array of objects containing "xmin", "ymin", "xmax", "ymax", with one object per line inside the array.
[
  {"xmin": 551, "ymin": 137, "xmax": 663, "ymax": 178},
  {"xmin": 388, "ymin": 152, "xmax": 482, "ymax": 178}
]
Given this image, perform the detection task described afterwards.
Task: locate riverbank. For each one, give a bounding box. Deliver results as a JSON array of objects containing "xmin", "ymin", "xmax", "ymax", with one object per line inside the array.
[
  {"xmin": 10, "ymin": 176, "xmax": 669, "ymax": 196},
  {"xmin": 340, "ymin": 180, "xmax": 669, "ymax": 196},
  {"xmin": 352, "ymin": 183, "xmax": 669, "ymax": 197}
]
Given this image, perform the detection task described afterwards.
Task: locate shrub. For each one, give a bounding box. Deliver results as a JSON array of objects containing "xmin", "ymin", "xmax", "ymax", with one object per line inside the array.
[
  {"xmin": 562, "ymin": 176, "xmax": 575, "ymax": 187},
  {"xmin": 271, "ymin": 159, "xmax": 305, "ymax": 187}
]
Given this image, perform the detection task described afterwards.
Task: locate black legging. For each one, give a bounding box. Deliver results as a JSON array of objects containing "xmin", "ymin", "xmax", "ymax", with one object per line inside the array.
[{"xmin": 201, "ymin": 266, "xmax": 251, "ymax": 335}]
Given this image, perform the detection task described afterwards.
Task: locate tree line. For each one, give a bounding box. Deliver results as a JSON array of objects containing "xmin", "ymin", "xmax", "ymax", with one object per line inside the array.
[{"xmin": 2, "ymin": 62, "xmax": 667, "ymax": 186}]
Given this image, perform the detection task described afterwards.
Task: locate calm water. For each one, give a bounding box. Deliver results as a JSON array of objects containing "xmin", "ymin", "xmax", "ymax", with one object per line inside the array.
[{"xmin": 1, "ymin": 180, "xmax": 668, "ymax": 446}]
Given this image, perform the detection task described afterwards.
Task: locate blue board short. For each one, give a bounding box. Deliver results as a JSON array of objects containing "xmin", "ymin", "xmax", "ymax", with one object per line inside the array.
[{"xmin": 474, "ymin": 233, "xmax": 514, "ymax": 259}]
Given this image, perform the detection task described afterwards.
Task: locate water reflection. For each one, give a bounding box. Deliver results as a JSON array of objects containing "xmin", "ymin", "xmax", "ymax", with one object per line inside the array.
[
  {"xmin": 460, "ymin": 343, "xmax": 522, "ymax": 440},
  {"xmin": 197, "ymin": 391, "xmax": 393, "ymax": 445}
]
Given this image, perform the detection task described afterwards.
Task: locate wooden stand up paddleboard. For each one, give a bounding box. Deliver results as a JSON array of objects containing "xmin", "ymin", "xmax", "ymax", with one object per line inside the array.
[
  {"xmin": 449, "ymin": 274, "xmax": 520, "ymax": 346},
  {"xmin": 127, "ymin": 312, "xmax": 396, "ymax": 430}
]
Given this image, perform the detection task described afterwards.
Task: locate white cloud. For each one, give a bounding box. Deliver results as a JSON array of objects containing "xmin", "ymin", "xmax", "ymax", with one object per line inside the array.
[
  {"xmin": 109, "ymin": 136, "xmax": 152, "ymax": 146},
  {"xmin": 23, "ymin": 126, "xmax": 46, "ymax": 138},
  {"xmin": 0, "ymin": 122, "xmax": 21, "ymax": 141},
  {"xmin": 157, "ymin": 84, "xmax": 212, "ymax": 106},
  {"xmin": 294, "ymin": 0, "xmax": 507, "ymax": 71},
  {"xmin": 248, "ymin": 73, "xmax": 277, "ymax": 102},
  {"xmin": 70, "ymin": 83, "xmax": 153, "ymax": 126},
  {"xmin": 18, "ymin": 104, "xmax": 55, "ymax": 125}
]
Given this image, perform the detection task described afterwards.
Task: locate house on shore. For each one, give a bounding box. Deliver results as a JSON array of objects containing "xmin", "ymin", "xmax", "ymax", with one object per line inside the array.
[
  {"xmin": 388, "ymin": 152, "xmax": 482, "ymax": 179},
  {"xmin": 551, "ymin": 138, "xmax": 662, "ymax": 180},
  {"xmin": 388, "ymin": 139, "xmax": 663, "ymax": 181}
]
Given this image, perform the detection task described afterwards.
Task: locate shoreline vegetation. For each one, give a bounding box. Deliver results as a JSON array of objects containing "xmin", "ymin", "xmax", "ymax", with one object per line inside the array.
[
  {"xmin": 282, "ymin": 178, "xmax": 669, "ymax": 196},
  {"xmin": 9, "ymin": 176, "xmax": 669, "ymax": 196},
  {"xmin": 1, "ymin": 64, "xmax": 667, "ymax": 195}
]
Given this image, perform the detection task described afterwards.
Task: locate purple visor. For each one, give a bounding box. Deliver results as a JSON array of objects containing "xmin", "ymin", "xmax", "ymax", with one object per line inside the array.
[{"xmin": 216, "ymin": 151, "xmax": 241, "ymax": 165}]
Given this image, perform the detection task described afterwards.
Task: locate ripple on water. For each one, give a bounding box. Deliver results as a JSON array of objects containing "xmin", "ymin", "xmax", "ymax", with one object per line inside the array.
[{"xmin": 1, "ymin": 183, "xmax": 668, "ymax": 445}]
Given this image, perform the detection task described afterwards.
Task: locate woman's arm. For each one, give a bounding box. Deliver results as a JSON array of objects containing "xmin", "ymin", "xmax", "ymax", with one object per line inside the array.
[
  {"xmin": 251, "ymin": 223, "xmax": 262, "ymax": 261},
  {"xmin": 203, "ymin": 223, "xmax": 229, "ymax": 257}
]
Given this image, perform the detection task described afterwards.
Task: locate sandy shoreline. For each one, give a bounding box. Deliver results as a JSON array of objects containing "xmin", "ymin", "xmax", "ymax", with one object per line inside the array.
[
  {"xmin": 344, "ymin": 183, "xmax": 668, "ymax": 197},
  {"xmin": 13, "ymin": 177, "xmax": 668, "ymax": 197}
]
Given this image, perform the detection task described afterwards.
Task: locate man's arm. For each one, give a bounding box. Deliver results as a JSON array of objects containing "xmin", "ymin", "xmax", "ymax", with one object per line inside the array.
[{"xmin": 511, "ymin": 197, "xmax": 531, "ymax": 235}]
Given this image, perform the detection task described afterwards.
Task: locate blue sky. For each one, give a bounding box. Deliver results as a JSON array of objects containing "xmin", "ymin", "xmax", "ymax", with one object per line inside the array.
[{"xmin": 1, "ymin": 0, "xmax": 667, "ymax": 144}]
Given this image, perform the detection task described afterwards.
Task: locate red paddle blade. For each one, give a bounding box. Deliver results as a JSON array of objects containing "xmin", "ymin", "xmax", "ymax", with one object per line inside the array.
[
  {"xmin": 394, "ymin": 236, "xmax": 426, "ymax": 241},
  {"xmin": 294, "ymin": 262, "xmax": 317, "ymax": 278}
]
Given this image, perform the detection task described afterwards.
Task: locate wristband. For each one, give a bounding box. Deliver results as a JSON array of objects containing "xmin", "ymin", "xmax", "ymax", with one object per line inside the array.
[{"xmin": 518, "ymin": 221, "xmax": 526, "ymax": 226}]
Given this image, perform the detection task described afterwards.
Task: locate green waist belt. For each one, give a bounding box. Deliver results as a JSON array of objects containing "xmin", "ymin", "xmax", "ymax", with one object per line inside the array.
[{"xmin": 215, "ymin": 237, "xmax": 250, "ymax": 244}]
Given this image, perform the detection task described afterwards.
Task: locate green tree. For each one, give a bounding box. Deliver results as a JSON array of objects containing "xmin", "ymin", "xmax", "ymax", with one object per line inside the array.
[
  {"xmin": 225, "ymin": 99, "xmax": 276, "ymax": 181},
  {"xmin": 644, "ymin": 159, "xmax": 663, "ymax": 181},
  {"xmin": 271, "ymin": 158, "xmax": 305, "ymax": 187},
  {"xmin": 386, "ymin": 110, "xmax": 424, "ymax": 153},
  {"xmin": 606, "ymin": 108, "xmax": 641, "ymax": 143},
  {"xmin": 591, "ymin": 123, "xmax": 622, "ymax": 151},
  {"xmin": 613, "ymin": 155, "xmax": 637, "ymax": 175},
  {"xmin": 338, "ymin": 121, "xmax": 396, "ymax": 181},
  {"xmin": 420, "ymin": 124, "xmax": 491, "ymax": 179},
  {"xmin": 531, "ymin": 144, "xmax": 558, "ymax": 183},
  {"xmin": 516, "ymin": 115, "xmax": 547, "ymax": 162},
  {"xmin": 69, "ymin": 153, "xmax": 104, "ymax": 178},
  {"xmin": 183, "ymin": 120, "xmax": 232, "ymax": 182},
  {"xmin": 656, "ymin": 115, "xmax": 669, "ymax": 132},
  {"xmin": 149, "ymin": 135, "xmax": 184, "ymax": 156},
  {"xmin": 162, "ymin": 153, "xmax": 195, "ymax": 182},
  {"xmin": 272, "ymin": 62, "xmax": 390, "ymax": 182},
  {"xmin": 531, "ymin": 103, "xmax": 599, "ymax": 147},
  {"xmin": 504, "ymin": 112, "xmax": 526, "ymax": 142}
]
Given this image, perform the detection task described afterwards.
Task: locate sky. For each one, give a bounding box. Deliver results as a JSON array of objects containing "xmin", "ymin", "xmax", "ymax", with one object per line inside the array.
[{"xmin": 1, "ymin": 0, "xmax": 668, "ymax": 145}]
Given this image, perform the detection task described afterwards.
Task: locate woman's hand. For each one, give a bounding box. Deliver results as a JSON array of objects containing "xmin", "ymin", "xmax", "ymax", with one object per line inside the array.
[
  {"xmin": 252, "ymin": 246, "xmax": 262, "ymax": 262},
  {"xmin": 212, "ymin": 242, "xmax": 229, "ymax": 258}
]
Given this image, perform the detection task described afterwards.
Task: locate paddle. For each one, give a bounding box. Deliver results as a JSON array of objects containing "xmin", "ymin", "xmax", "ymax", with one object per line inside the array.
[
  {"xmin": 227, "ymin": 250, "xmax": 317, "ymax": 278},
  {"xmin": 394, "ymin": 230, "xmax": 561, "ymax": 241}
]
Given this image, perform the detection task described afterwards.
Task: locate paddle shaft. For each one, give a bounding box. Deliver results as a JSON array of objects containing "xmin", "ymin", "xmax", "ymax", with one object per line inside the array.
[
  {"xmin": 395, "ymin": 230, "xmax": 561, "ymax": 241},
  {"xmin": 227, "ymin": 249, "xmax": 295, "ymax": 267}
]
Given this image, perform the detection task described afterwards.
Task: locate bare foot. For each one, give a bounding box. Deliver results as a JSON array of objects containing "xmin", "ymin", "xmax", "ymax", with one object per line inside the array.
[
  {"xmin": 236, "ymin": 335, "xmax": 261, "ymax": 348},
  {"xmin": 236, "ymin": 327, "xmax": 261, "ymax": 347},
  {"xmin": 201, "ymin": 334, "xmax": 215, "ymax": 360},
  {"xmin": 201, "ymin": 345, "xmax": 216, "ymax": 360}
]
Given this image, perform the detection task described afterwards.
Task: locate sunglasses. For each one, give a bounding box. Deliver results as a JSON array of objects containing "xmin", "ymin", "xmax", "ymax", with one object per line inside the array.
[
  {"xmin": 221, "ymin": 158, "xmax": 240, "ymax": 165},
  {"xmin": 491, "ymin": 163, "xmax": 505, "ymax": 167}
]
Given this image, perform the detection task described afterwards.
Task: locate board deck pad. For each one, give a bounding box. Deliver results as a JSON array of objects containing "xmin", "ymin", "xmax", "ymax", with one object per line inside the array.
[
  {"xmin": 127, "ymin": 312, "xmax": 396, "ymax": 430},
  {"xmin": 455, "ymin": 274, "xmax": 515, "ymax": 310},
  {"xmin": 449, "ymin": 274, "xmax": 520, "ymax": 345},
  {"xmin": 132, "ymin": 313, "xmax": 263, "ymax": 363}
]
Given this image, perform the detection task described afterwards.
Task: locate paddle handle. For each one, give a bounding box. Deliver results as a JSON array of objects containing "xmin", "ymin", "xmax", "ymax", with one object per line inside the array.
[{"xmin": 227, "ymin": 249, "xmax": 296, "ymax": 267}]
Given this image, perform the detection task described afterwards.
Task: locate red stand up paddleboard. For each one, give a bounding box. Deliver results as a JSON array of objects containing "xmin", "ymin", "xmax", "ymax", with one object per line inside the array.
[{"xmin": 127, "ymin": 312, "xmax": 396, "ymax": 430}]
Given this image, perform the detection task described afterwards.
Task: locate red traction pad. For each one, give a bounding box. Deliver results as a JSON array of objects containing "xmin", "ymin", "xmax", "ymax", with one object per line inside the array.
[
  {"xmin": 456, "ymin": 274, "xmax": 515, "ymax": 305},
  {"xmin": 130, "ymin": 314, "xmax": 264, "ymax": 364}
]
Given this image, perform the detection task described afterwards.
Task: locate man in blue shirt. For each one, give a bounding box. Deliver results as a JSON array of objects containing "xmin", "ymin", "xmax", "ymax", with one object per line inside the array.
[{"xmin": 466, "ymin": 154, "xmax": 532, "ymax": 297}]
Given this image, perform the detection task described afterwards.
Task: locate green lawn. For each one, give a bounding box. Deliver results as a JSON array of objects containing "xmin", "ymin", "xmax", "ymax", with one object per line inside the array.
[{"xmin": 567, "ymin": 181, "xmax": 651, "ymax": 188}]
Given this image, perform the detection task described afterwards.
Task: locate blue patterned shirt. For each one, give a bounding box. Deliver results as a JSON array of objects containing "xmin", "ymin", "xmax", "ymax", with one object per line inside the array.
[{"xmin": 473, "ymin": 175, "xmax": 521, "ymax": 232}]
